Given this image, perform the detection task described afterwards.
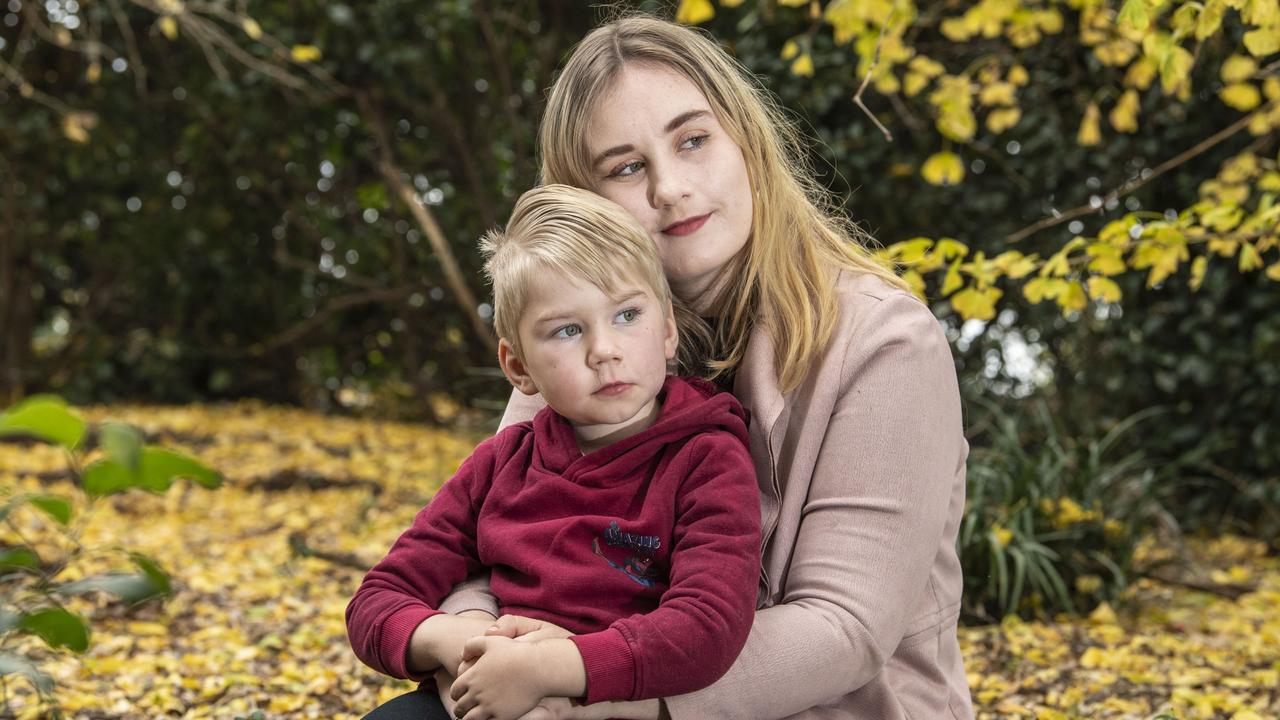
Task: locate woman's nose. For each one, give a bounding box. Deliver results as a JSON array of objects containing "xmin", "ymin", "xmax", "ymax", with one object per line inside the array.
[{"xmin": 647, "ymin": 162, "xmax": 690, "ymax": 210}]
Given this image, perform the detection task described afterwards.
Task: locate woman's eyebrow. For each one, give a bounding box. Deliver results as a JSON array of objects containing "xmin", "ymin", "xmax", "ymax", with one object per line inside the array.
[{"xmin": 591, "ymin": 109, "xmax": 712, "ymax": 168}]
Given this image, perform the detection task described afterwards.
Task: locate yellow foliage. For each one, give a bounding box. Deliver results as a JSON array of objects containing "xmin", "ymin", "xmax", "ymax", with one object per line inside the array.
[
  {"xmin": 1109, "ymin": 89, "xmax": 1140, "ymax": 132},
  {"xmin": 290, "ymin": 44, "xmax": 322, "ymax": 63},
  {"xmin": 1190, "ymin": 256, "xmax": 1209, "ymax": 290},
  {"xmin": 951, "ymin": 285, "xmax": 1002, "ymax": 320},
  {"xmin": 941, "ymin": 260, "xmax": 964, "ymax": 296},
  {"xmin": 1087, "ymin": 276, "xmax": 1122, "ymax": 303},
  {"xmin": 1243, "ymin": 27, "xmax": 1280, "ymax": 56},
  {"xmin": 158, "ymin": 16, "xmax": 179, "ymax": 40},
  {"xmin": 1221, "ymin": 83, "xmax": 1263, "ymax": 111},
  {"xmin": 241, "ymin": 18, "xmax": 263, "ymax": 40},
  {"xmin": 790, "ymin": 53, "xmax": 815, "ymax": 78},
  {"xmin": 1124, "ymin": 57, "xmax": 1158, "ymax": 89},
  {"xmin": 675, "ymin": 0, "xmax": 714, "ymax": 25},
  {"xmin": 1077, "ymin": 102, "xmax": 1102, "ymax": 146},
  {"xmin": 922, "ymin": 151, "xmax": 965, "ymax": 186},
  {"xmin": 1221, "ymin": 55, "xmax": 1258, "ymax": 83},
  {"xmin": 1008, "ymin": 64, "xmax": 1029, "ymax": 86},
  {"xmin": 979, "ymin": 81, "xmax": 1017, "ymax": 106}
]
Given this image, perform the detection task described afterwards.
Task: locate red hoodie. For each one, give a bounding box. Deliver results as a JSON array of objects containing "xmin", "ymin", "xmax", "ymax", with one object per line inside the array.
[{"xmin": 346, "ymin": 375, "xmax": 761, "ymax": 704}]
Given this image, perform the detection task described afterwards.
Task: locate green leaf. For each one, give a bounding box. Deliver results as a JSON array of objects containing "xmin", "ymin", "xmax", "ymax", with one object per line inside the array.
[
  {"xmin": 27, "ymin": 495, "xmax": 72, "ymax": 525},
  {"xmin": 98, "ymin": 422, "xmax": 143, "ymax": 471},
  {"xmin": 1117, "ymin": 0, "xmax": 1150, "ymax": 31},
  {"xmin": 62, "ymin": 553, "xmax": 171, "ymax": 604},
  {"xmin": 17, "ymin": 607, "xmax": 90, "ymax": 652},
  {"xmin": 0, "ymin": 652, "xmax": 54, "ymax": 694},
  {"xmin": 138, "ymin": 447, "xmax": 223, "ymax": 491},
  {"xmin": 83, "ymin": 447, "xmax": 221, "ymax": 497},
  {"xmin": 0, "ymin": 545, "xmax": 40, "ymax": 571},
  {"xmin": 0, "ymin": 395, "xmax": 85, "ymax": 450}
]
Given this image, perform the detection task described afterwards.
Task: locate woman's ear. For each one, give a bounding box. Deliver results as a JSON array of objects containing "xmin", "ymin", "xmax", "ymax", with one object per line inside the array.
[{"xmin": 498, "ymin": 338, "xmax": 539, "ymax": 395}]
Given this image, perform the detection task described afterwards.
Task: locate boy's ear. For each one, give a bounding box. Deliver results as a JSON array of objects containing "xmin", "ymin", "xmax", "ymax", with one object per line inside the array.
[
  {"xmin": 663, "ymin": 303, "xmax": 679, "ymax": 362},
  {"xmin": 498, "ymin": 338, "xmax": 539, "ymax": 396}
]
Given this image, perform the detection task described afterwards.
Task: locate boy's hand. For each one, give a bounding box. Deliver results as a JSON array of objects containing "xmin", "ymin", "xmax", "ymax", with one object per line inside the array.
[{"xmin": 451, "ymin": 637, "xmax": 587, "ymax": 720}]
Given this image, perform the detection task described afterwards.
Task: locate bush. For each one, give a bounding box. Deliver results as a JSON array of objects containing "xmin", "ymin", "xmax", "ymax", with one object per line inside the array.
[{"xmin": 960, "ymin": 398, "xmax": 1178, "ymax": 622}]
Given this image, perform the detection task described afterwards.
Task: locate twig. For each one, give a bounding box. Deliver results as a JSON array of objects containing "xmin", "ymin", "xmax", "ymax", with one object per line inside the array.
[
  {"xmin": 287, "ymin": 531, "xmax": 372, "ymax": 571},
  {"xmin": 1006, "ymin": 102, "xmax": 1273, "ymax": 244},
  {"xmin": 358, "ymin": 92, "xmax": 498, "ymax": 355},
  {"xmin": 852, "ymin": 10, "xmax": 897, "ymax": 143},
  {"xmin": 1140, "ymin": 569, "xmax": 1255, "ymax": 600},
  {"xmin": 106, "ymin": 0, "xmax": 148, "ymax": 96}
]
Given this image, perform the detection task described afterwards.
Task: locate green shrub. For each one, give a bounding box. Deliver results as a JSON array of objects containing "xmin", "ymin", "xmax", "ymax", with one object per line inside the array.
[
  {"xmin": 960, "ymin": 398, "xmax": 1177, "ymax": 623},
  {"xmin": 0, "ymin": 396, "xmax": 222, "ymax": 715}
]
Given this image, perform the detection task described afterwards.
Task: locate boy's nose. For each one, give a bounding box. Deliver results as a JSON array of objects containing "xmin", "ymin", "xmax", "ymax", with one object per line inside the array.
[{"xmin": 587, "ymin": 331, "xmax": 623, "ymax": 365}]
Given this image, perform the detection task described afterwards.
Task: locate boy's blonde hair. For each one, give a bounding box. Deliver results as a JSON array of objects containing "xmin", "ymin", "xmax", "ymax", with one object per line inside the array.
[
  {"xmin": 538, "ymin": 15, "xmax": 909, "ymax": 392},
  {"xmin": 480, "ymin": 184, "xmax": 673, "ymax": 358}
]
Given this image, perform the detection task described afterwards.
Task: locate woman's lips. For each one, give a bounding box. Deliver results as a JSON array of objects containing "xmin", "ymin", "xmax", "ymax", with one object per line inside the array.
[{"xmin": 662, "ymin": 213, "xmax": 711, "ymax": 237}]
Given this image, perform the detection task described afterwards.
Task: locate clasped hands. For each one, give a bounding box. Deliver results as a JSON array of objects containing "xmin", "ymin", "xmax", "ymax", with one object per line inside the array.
[{"xmin": 437, "ymin": 614, "xmax": 585, "ymax": 720}]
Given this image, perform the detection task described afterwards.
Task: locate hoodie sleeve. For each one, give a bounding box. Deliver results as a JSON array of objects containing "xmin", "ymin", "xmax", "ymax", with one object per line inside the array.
[
  {"xmin": 569, "ymin": 430, "xmax": 761, "ymax": 703},
  {"xmin": 345, "ymin": 431, "xmax": 511, "ymax": 680}
]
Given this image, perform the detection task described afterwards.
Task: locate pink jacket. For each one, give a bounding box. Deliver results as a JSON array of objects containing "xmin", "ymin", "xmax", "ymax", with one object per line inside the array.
[{"xmin": 451, "ymin": 271, "xmax": 974, "ymax": 719}]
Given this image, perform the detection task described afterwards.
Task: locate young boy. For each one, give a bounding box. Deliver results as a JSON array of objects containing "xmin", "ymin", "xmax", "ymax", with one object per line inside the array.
[{"xmin": 346, "ymin": 184, "xmax": 761, "ymax": 719}]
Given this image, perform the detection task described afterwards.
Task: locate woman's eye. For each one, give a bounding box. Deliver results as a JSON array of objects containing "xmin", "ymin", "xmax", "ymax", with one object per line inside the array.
[
  {"xmin": 680, "ymin": 134, "xmax": 709, "ymax": 151},
  {"xmin": 617, "ymin": 308, "xmax": 640, "ymax": 323},
  {"xmin": 611, "ymin": 160, "xmax": 644, "ymax": 178},
  {"xmin": 553, "ymin": 324, "xmax": 582, "ymax": 339}
]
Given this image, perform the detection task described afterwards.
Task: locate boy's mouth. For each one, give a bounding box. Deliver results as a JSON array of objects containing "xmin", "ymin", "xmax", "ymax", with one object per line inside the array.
[{"xmin": 594, "ymin": 382, "xmax": 632, "ymax": 397}]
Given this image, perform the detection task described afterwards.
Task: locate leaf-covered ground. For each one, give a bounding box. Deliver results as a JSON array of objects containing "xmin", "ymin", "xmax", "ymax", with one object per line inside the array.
[{"xmin": 1, "ymin": 403, "xmax": 1277, "ymax": 719}]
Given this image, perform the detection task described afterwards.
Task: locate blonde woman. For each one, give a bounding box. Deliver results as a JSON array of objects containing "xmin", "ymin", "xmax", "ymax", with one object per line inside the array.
[{"xmin": 365, "ymin": 14, "xmax": 972, "ymax": 720}]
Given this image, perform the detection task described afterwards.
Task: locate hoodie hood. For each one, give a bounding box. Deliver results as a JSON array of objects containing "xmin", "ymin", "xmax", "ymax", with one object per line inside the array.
[{"xmin": 530, "ymin": 375, "xmax": 750, "ymax": 482}]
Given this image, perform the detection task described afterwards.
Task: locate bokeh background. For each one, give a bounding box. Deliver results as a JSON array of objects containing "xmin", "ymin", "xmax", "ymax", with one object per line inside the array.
[{"xmin": 2, "ymin": 0, "xmax": 1279, "ymax": 717}]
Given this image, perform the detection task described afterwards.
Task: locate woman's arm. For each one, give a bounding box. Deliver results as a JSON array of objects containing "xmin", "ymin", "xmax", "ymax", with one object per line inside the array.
[{"xmin": 663, "ymin": 294, "xmax": 966, "ymax": 719}]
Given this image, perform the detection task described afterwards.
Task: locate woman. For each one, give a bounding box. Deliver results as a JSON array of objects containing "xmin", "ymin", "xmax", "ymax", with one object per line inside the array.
[{"xmin": 368, "ymin": 14, "xmax": 971, "ymax": 720}]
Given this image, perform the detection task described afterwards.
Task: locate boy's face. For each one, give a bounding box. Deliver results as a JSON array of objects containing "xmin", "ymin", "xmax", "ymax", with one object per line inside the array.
[{"xmin": 499, "ymin": 272, "xmax": 677, "ymax": 446}]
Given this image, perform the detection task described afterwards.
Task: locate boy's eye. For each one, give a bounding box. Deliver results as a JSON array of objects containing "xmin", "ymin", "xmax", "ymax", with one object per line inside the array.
[
  {"xmin": 616, "ymin": 308, "xmax": 640, "ymax": 323},
  {"xmin": 553, "ymin": 324, "xmax": 582, "ymax": 339}
]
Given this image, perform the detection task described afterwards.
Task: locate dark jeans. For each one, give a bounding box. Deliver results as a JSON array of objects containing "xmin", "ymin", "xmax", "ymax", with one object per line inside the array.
[{"xmin": 364, "ymin": 683, "xmax": 451, "ymax": 720}]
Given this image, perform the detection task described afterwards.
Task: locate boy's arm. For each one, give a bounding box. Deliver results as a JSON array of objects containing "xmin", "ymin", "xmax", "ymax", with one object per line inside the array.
[
  {"xmin": 568, "ymin": 433, "xmax": 761, "ymax": 703},
  {"xmin": 346, "ymin": 433, "xmax": 514, "ymax": 680}
]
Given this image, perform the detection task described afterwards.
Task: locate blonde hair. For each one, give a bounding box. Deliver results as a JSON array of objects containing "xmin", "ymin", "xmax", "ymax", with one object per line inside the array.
[
  {"xmin": 480, "ymin": 183, "xmax": 673, "ymax": 359},
  {"xmin": 539, "ymin": 14, "xmax": 908, "ymax": 392}
]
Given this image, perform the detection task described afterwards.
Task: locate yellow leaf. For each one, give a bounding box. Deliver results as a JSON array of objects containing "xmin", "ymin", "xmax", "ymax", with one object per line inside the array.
[
  {"xmin": 86, "ymin": 63, "xmax": 101, "ymax": 84},
  {"xmin": 777, "ymin": 0, "xmax": 808, "ymax": 5},
  {"xmin": 790, "ymin": 53, "xmax": 814, "ymax": 77},
  {"xmin": 1087, "ymin": 244, "xmax": 1126, "ymax": 275},
  {"xmin": 1160, "ymin": 44, "xmax": 1195, "ymax": 94},
  {"xmin": 1125, "ymin": 57, "xmax": 1157, "ymax": 90},
  {"xmin": 1109, "ymin": 89, "xmax": 1140, "ymax": 133},
  {"xmin": 887, "ymin": 237, "xmax": 933, "ymax": 264},
  {"xmin": 935, "ymin": 238, "xmax": 970, "ymax": 260},
  {"xmin": 1088, "ymin": 602, "xmax": 1120, "ymax": 625},
  {"xmin": 951, "ymin": 285, "xmax": 1002, "ymax": 320},
  {"xmin": 158, "ymin": 16, "xmax": 179, "ymax": 40},
  {"xmin": 1196, "ymin": 0, "xmax": 1226, "ymax": 39},
  {"xmin": 242, "ymin": 18, "xmax": 263, "ymax": 40},
  {"xmin": 721, "ymin": 0, "xmax": 745, "ymax": 6},
  {"xmin": 1190, "ymin": 255, "xmax": 1208, "ymax": 290},
  {"xmin": 675, "ymin": 0, "xmax": 715, "ymax": 25},
  {"xmin": 978, "ymin": 81, "xmax": 1016, "ymax": 106},
  {"xmin": 991, "ymin": 522, "xmax": 1013, "ymax": 547},
  {"xmin": 902, "ymin": 269, "xmax": 926, "ymax": 299},
  {"xmin": 903, "ymin": 72, "xmax": 930, "ymax": 97},
  {"xmin": 1221, "ymin": 54, "xmax": 1258, "ymax": 83},
  {"xmin": 1024, "ymin": 277, "xmax": 1065, "ymax": 303},
  {"xmin": 1057, "ymin": 281, "xmax": 1087, "ymax": 314},
  {"xmin": 940, "ymin": 17, "xmax": 973, "ymax": 42},
  {"xmin": 781, "ymin": 39, "xmax": 800, "ymax": 60},
  {"xmin": 1239, "ymin": 242, "xmax": 1263, "ymax": 271},
  {"xmin": 290, "ymin": 44, "xmax": 322, "ymax": 63},
  {"xmin": 1220, "ymin": 83, "xmax": 1262, "ymax": 111},
  {"xmin": 1008, "ymin": 64, "xmax": 1029, "ymax": 86},
  {"xmin": 922, "ymin": 151, "xmax": 965, "ymax": 186},
  {"xmin": 986, "ymin": 107, "xmax": 1021, "ymax": 134},
  {"xmin": 1264, "ymin": 76, "xmax": 1280, "ymax": 100},
  {"xmin": 909, "ymin": 56, "xmax": 945, "ymax": 78},
  {"xmin": 1117, "ymin": 0, "xmax": 1150, "ymax": 31},
  {"xmin": 1244, "ymin": 27, "xmax": 1280, "ymax": 56},
  {"xmin": 61, "ymin": 111, "xmax": 97, "ymax": 144},
  {"xmin": 993, "ymin": 250, "xmax": 1039, "ymax": 279},
  {"xmin": 1078, "ymin": 102, "xmax": 1102, "ymax": 146},
  {"xmin": 1266, "ymin": 261, "xmax": 1280, "ymax": 281},
  {"xmin": 941, "ymin": 260, "xmax": 964, "ymax": 296},
  {"xmin": 1087, "ymin": 276, "xmax": 1122, "ymax": 303}
]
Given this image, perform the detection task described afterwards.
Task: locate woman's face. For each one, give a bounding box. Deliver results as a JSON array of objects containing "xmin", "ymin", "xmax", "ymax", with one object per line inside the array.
[{"xmin": 585, "ymin": 63, "xmax": 754, "ymax": 311}]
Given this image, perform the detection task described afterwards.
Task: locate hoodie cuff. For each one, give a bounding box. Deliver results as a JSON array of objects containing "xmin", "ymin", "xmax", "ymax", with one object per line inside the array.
[
  {"xmin": 569, "ymin": 626, "xmax": 636, "ymax": 703},
  {"xmin": 381, "ymin": 604, "xmax": 442, "ymax": 680}
]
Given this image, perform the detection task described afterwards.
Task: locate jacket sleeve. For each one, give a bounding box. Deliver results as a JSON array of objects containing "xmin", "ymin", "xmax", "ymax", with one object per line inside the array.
[
  {"xmin": 437, "ymin": 388, "xmax": 548, "ymax": 617},
  {"xmin": 345, "ymin": 435, "xmax": 504, "ymax": 680},
  {"xmin": 664, "ymin": 293, "xmax": 966, "ymax": 719},
  {"xmin": 569, "ymin": 432, "xmax": 761, "ymax": 703}
]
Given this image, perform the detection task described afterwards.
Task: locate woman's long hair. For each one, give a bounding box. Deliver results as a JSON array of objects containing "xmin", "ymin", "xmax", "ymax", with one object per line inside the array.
[{"xmin": 539, "ymin": 15, "xmax": 907, "ymax": 392}]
